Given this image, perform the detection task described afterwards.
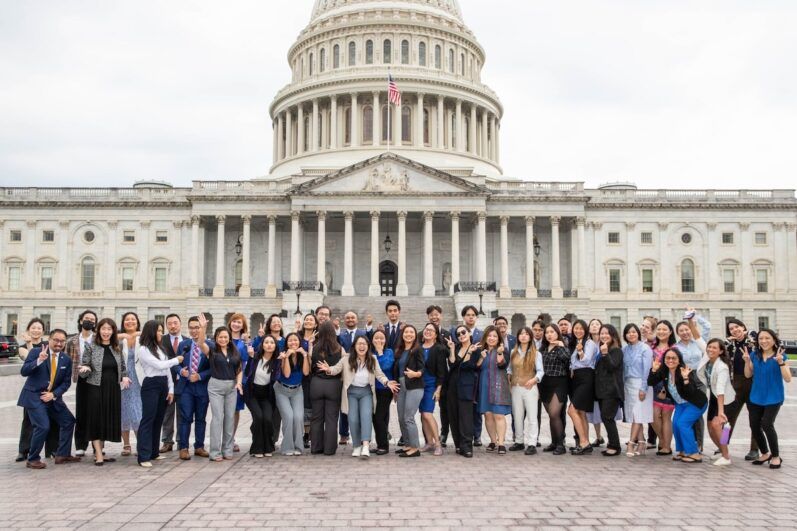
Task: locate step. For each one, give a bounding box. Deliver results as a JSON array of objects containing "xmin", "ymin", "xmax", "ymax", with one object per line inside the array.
[{"xmin": 323, "ymin": 295, "xmax": 457, "ymax": 329}]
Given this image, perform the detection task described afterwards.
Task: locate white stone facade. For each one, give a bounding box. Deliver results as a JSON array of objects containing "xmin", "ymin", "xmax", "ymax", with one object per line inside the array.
[{"xmin": 1, "ymin": 0, "xmax": 796, "ymax": 337}]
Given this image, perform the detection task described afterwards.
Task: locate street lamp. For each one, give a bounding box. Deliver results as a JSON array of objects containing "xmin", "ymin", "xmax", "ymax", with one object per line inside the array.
[
  {"xmin": 234, "ymin": 234, "xmax": 243, "ymax": 256},
  {"xmin": 533, "ymin": 236, "xmax": 541, "ymax": 257},
  {"xmin": 383, "ymin": 234, "xmax": 393, "ymax": 254},
  {"xmin": 477, "ymin": 284, "xmax": 485, "ymax": 316}
]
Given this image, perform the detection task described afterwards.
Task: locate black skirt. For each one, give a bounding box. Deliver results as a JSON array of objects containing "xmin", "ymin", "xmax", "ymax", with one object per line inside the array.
[
  {"xmin": 539, "ymin": 375, "xmax": 569, "ymax": 404},
  {"xmin": 85, "ymin": 351, "xmax": 122, "ymax": 442},
  {"xmin": 570, "ymin": 368, "xmax": 596, "ymax": 412}
]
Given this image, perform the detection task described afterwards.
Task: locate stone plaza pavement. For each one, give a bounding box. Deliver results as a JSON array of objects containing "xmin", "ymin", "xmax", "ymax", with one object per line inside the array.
[{"xmin": 0, "ymin": 368, "xmax": 795, "ymax": 531}]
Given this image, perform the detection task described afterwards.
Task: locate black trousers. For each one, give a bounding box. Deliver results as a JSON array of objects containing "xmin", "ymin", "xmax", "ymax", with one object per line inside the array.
[
  {"xmin": 19, "ymin": 410, "xmax": 59, "ymax": 457},
  {"xmin": 727, "ymin": 375, "xmax": 758, "ymax": 451},
  {"xmin": 374, "ymin": 389, "xmax": 393, "ymax": 450},
  {"xmin": 272, "ymin": 407, "xmax": 282, "ymax": 446},
  {"xmin": 439, "ymin": 385, "xmax": 449, "ymax": 440},
  {"xmin": 748, "ymin": 403, "xmax": 781, "ymax": 457},
  {"xmin": 74, "ymin": 378, "xmax": 90, "ymax": 451},
  {"xmin": 138, "ymin": 376, "xmax": 169, "ymax": 463},
  {"xmin": 447, "ymin": 384, "xmax": 473, "ymax": 453},
  {"xmin": 310, "ymin": 377, "xmax": 341, "ymax": 455},
  {"xmin": 247, "ymin": 385, "xmax": 275, "ymax": 455},
  {"xmin": 598, "ymin": 397, "xmax": 621, "ymax": 451}
]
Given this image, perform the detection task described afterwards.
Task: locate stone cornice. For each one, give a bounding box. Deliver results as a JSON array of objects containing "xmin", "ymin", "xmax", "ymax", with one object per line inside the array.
[{"xmin": 585, "ymin": 202, "xmax": 797, "ymax": 210}]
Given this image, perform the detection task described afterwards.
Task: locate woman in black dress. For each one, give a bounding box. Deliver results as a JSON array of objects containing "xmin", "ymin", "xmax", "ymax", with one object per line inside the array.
[{"xmin": 79, "ymin": 318, "xmax": 130, "ymax": 465}]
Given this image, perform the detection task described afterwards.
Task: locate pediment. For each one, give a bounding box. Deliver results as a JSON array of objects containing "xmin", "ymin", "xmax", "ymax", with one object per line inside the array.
[{"xmin": 289, "ymin": 153, "xmax": 487, "ymax": 196}]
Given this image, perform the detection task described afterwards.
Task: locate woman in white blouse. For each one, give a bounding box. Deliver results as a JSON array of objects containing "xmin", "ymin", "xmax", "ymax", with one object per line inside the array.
[
  {"xmin": 698, "ymin": 339, "xmax": 736, "ymax": 466},
  {"xmin": 136, "ymin": 320, "xmax": 183, "ymax": 468},
  {"xmin": 244, "ymin": 335, "xmax": 279, "ymax": 457}
]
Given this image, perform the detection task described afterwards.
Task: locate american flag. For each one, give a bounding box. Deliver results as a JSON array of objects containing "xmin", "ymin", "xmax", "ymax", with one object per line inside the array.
[{"xmin": 388, "ymin": 73, "xmax": 401, "ymax": 106}]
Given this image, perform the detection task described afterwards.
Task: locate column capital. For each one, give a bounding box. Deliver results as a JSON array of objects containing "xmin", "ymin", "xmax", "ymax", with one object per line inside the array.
[
  {"xmin": 141, "ymin": 220, "xmax": 151, "ymax": 229},
  {"xmin": 268, "ymin": 214, "xmax": 277, "ymax": 224},
  {"xmin": 591, "ymin": 221, "xmax": 603, "ymax": 230},
  {"xmin": 330, "ymin": 94, "xmax": 338, "ymax": 103},
  {"xmin": 372, "ymin": 90, "xmax": 380, "ymax": 98},
  {"xmin": 625, "ymin": 222, "xmax": 636, "ymax": 230},
  {"xmin": 417, "ymin": 92, "xmax": 425, "ymax": 100},
  {"xmin": 785, "ymin": 222, "xmax": 797, "ymax": 232},
  {"xmin": 58, "ymin": 220, "xmax": 69, "ymax": 229},
  {"xmin": 576, "ymin": 216, "xmax": 586, "ymax": 226},
  {"xmin": 525, "ymin": 215, "xmax": 535, "ymax": 225},
  {"xmin": 707, "ymin": 222, "xmax": 718, "ymax": 231},
  {"xmin": 25, "ymin": 220, "xmax": 37, "ymax": 228},
  {"xmin": 370, "ymin": 210, "xmax": 380, "ymax": 220},
  {"xmin": 423, "ymin": 211, "xmax": 434, "ymax": 221},
  {"xmin": 107, "ymin": 221, "xmax": 118, "ymax": 230},
  {"xmin": 449, "ymin": 211, "xmax": 461, "ymax": 221},
  {"xmin": 658, "ymin": 222, "xmax": 668, "ymax": 230},
  {"xmin": 437, "ymin": 94, "xmax": 445, "ymax": 103},
  {"xmin": 191, "ymin": 215, "xmax": 201, "ymax": 225},
  {"xmin": 550, "ymin": 216, "xmax": 561, "ymax": 225},
  {"xmin": 242, "ymin": 214, "xmax": 252, "ymax": 224},
  {"xmin": 290, "ymin": 211, "xmax": 301, "ymax": 222},
  {"xmin": 500, "ymin": 215, "xmax": 510, "ymax": 225},
  {"xmin": 316, "ymin": 211, "xmax": 327, "ymax": 221},
  {"xmin": 215, "ymin": 215, "xmax": 226, "ymax": 224},
  {"xmin": 172, "ymin": 221, "xmax": 183, "ymax": 230},
  {"xmin": 343, "ymin": 210, "xmax": 354, "ymax": 220},
  {"xmin": 476, "ymin": 211, "xmax": 487, "ymax": 222},
  {"xmin": 739, "ymin": 222, "xmax": 750, "ymax": 230},
  {"xmin": 350, "ymin": 92, "xmax": 358, "ymax": 101},
  {"xmin": 397, "ymin": 210, "xmax": 407, "ymax": 221}
]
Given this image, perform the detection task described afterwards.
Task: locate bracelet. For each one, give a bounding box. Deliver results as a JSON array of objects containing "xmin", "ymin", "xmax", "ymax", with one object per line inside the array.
[{"xmin": 778, "ymin": 363, "xmax": 786, "ymax": 367}]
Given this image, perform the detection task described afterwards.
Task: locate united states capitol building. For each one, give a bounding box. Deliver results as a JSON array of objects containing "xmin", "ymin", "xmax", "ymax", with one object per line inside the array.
[{"xmin": 2, "ymin": 0, "xmax": 796, "ymax": 336}]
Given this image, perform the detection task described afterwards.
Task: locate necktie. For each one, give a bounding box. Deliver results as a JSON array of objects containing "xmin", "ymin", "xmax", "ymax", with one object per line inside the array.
[
  {"xmin": 350, "ymin": 330, "xmax": 355, "ymax": 345},
  {"xmin": 172, "ymin": 336, "xmax": 179, "ymax": 355},
  {"xmin": 190, "ymin": 342, "xmax": 200, "ymax": 374},
  {"xmin": 389, "ymin": 325, "xmax": 395, "ymax": 346},
  {"xmin": 48, "ymin": 354, "xmax": 57, "ymax": 392}
]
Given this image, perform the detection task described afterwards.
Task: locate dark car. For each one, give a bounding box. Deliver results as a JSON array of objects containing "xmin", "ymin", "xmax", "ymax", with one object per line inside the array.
[{"xmin": 0, "ymin": 335, "xmax": 19, "ymax": 358}]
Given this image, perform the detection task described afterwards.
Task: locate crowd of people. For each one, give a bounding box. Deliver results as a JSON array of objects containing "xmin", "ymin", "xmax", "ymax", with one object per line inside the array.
[{"xmin": 14, "ymin": 301, "xmax": 791, "ymax": 469}]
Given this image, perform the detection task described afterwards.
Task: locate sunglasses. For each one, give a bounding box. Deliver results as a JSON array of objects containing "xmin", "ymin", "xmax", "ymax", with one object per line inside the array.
[{"xmin": 457, "ymin": 330, "xmax": 469, "ymax": 337}]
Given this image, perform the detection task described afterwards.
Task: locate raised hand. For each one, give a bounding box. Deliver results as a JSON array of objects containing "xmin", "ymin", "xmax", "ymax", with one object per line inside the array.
[
  {"xmin": 652, "ymin": 358, "xmax": 661, "ymax": 373},
  {"xmin": 366, "ymin": 315, "xmax": 374, "ymax": 327},
  {"xmin": 600, "ymin": 342, "xmax": 608, "ymax": 355},
  {"xmin": 38, "ymin": 346, "xmax": 49, "ymax": 363},
  {"xmin": 445, "ymin": 336, "xmax": 455, "ymax": 349},
  {"xmin": 198, "ymin": 313, "xmax": 208, "ymax": 331},
  {"xmin": 776, "ymin": 347, "xmax": 785, "ymax": 365},
  {"xmin": 332, "ymin": 317, "xmax": 340, "ymax": 329},
  {"xmin": 21, "ymin": 331, "xmax": 32, "ymax": 345},
  {"xmin": 294, "ymin": 316, "xmax": 302, "ymax": 331},
  {"xmin": 258, "ymin": 322, "xmax": 266, "ymax": 337},
  {"xmin": 741, "ymin": 347, "xmax": 751, "ymax": 363},
  {"xmin": 680, "ymin": 366, "xmax": 692, "ymax": 380}
]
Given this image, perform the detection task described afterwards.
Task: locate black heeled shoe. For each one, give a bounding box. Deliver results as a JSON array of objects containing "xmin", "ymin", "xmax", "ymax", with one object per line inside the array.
[
  {"xmin": 590, "ymin": 438, "xmax": 605, "ymax": 448},
  {"xmin": 399, "ymin": 449, "xmax": 420, "ymax": 458},
  {"xmin": 769, "ymin": 458, "xmax": 782, "ymax": 469},
  {"xmin": 752, "ymin": 456, "xmax": 772, "ymax": 465}
]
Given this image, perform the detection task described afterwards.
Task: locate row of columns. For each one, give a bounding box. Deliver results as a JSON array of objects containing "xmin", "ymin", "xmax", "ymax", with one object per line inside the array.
[{"xmin": 274, "ymin": 93, "xmax": 500, "ymax": 163}]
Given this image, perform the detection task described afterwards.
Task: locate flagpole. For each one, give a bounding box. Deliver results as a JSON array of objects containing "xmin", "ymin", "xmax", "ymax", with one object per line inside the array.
[{"xmin": 387, "ymin": 70, "xmax": 391, "ymax": 153}]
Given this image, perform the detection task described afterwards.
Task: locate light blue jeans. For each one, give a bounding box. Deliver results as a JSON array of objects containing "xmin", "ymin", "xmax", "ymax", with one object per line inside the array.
[
  {"xmin": 274, "ymin": 382, "xmax": 304, "ymax": 455},
  {"xmin": 347, "ymin": 385, "xmax": 373, "ymax": 445}
]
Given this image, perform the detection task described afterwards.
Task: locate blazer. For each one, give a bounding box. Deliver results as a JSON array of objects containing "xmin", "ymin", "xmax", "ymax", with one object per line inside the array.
[
  {"xmin": 80, "ymin": 343, "xmax": 128, "ymax": 387},
  {"xmin": 175, "ymin": 338, "xmax": 212, "ymax": 395},
  {"xmin": 697, "ymin": 356, "xmax": 736, "ymax": 404},
  {"xmin": 327, "ymin": 356, "xmax": 391, "ymax": 414},
  {"xmin": 647, "ymin": 366, "xmax": 708, "ymax": 409},
  {"xmin": 503, "ymin": 334, "xmax": 517, "ymax": 352},
  {"xmin": 162, "ymin": 334, "xmax": 188, "ymax": 384},
  {"xmin": 393, "ymin": 348, "xmax": 425, "ymax": 390},
  {"xmin": 65, "ymin": 333, "xmax": 92, "ymax": 383},
  {"xmin": 421, "ymin": 342, "xmax": 448, "ymax": 387},
  {"xmin": 382, "ymin": 321, "xmax": 405, "ymax": 353},
  {"xmin": 594, "ymin": 347, "xmax": 624, "ymax": 400},
  {"xmin": 338, "ymin": 328, "xmax": 368, "ymax": 353},
  {"xmin": 447, "ymin": 347, "xmax": 479, "ymax": 401},
  {"xmin": 18, "ymin": 349, "xmax": 72, "ymax": 408},
  {"xmin": 121, "ymin": 336, "xmax": 144, "ymax": 385},
  {"xmin": 243, "ymin": 353, "xmax": 278, "ymax": 403}
]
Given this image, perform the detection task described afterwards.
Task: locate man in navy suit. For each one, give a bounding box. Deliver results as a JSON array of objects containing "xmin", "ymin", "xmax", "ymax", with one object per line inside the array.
[
  {"xmin": 380, "ymin": 299, "xmax": 405, "ymax": 353},
  {"xmin": 175, "ymin": 315, "xmax": 211, "ymax": 460},
  {"xmin": 17, "ymin": 329, "xmax": 80, "ymax": 469},
  {"xmin": 494, "ymin": 316, "xmax": 517, "ymax": 352},
  {"xmin": 160, "ymin": 313, "xmax": 188, "ymax": 453}
]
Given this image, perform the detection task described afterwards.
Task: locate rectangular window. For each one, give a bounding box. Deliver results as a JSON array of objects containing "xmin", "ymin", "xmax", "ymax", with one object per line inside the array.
[
  {"xmin": 154, "ymin": 314, "xmax": 166, "ymax": 327},
  {"xmin": 10, "ymin": 230, "xmax": 22, "ymax": 242},
  {"xmin": 758, "ymin": 316, "xmax": 770, "ymax": 330},
  {"xmin": 154, "ymin": 267, "xmax": 167, "ymax": 292},
  {"xmin": 123, "ymin": 231, "xmax": 135, "ymax": 243},
  {"xmin": 156, "ymin": 231, "xmax": 168, "ymax": 243},
  {"xmin": 721, "ymin": 232, "xmax": 734, "ymax": 244},
  {"xmin": 756, "ymin": 269, "xmax": 768, "ymax": 293},
  {"xmin": 7, "ymin": 313, "xmax": 19, "ymax": 336},
  {"xmin": 723, "ymin": 269, "xmax": 735, "ymax": 293},
  {"xmin": 607, "ymin": 232, "xmax": 620, "ymax": 244},
  {"xmin": 122, "ymin": 267, "xmax": 134, "ymax": 291},
  {"xmin": 609, "ymin": 269, "xmax": 621, "ymax": 292},
  {"xmin": 610, "ymin": 316, "xmax": 622, "ymax": 329},
  {"xmin": 81, "ymin": 262, "xmax": 95, "ymax": 291},
  {"xmin": 39, "ymin": 314, "xmax": 51, "ymax": 334},
  {"xmin": 640, "ymin": 232, "xmax": 653, "ymax": 244},
  {"xmin": 8, "ymin": 266, "xmax": 21, "ymax": 290},
  {"xmin": 40, "ymin": 266, "xmax": 54, "ymax": 291},
  {"xmin": 642, "ymin": 269, "xmax": 653, "ymax": 293},
  {"xmin": 42, "ymin": 230, "xmax": 55, "ymax": 242},
  {"xmin": 754, "ymin": 232, "xmax": 767, "ymax": 245}
]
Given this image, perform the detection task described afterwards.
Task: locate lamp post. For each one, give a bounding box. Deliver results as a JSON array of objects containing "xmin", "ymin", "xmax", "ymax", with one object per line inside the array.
[
  {"xmin": 534, "ymin": 236, "xmax": 541, "ymax": 257},
  {"xmin": 477, "ymin": 284, "xmax": 485, "ymax": 316}
]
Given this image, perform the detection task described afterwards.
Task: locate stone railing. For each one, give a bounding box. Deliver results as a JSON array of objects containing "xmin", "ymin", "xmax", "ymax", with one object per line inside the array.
[
  {"xmin": 1, "ymin": 187, "xmax": 187, "ymax": 202},
  {"xmin": 589, "ymin": 189, "xmax": 795, "ymax": 202},
  {"xmin": 191, "ymin": 180, "xmax": 294, "ymax": 194},
  {"xmin": 486, "ymin": 181, "xmax": 584, "ymax": 194},
  {"xmin": 453, "ymin": 281, "xmax": 496, "ymax": 293}
]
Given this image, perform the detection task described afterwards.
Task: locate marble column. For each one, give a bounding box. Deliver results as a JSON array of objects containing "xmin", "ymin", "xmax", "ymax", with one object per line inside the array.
[
  {"xmin": 57, "ymin": 221, "xmax": 69, "ymax": 291},
  {"xmin": 570, "ymin": 219, "xmax": 579, "ymax": 295},
  {"xmin": 342, "ymin": 211, "xmax": 355, "ymax": 296},
  {"xmin": 104, "ymin": 221, "xmax": 116, "ymax": 291},
  {"xmin": 490, "ymin": 114, "xmax": 497, "ymax": 161},
  {"xmin": 330, "ymin": 96, "xmax": 338, "ymax": 150},
  {"xmin": 499, "ymin": 216, "xmax": 510, "ymax": 298},
  {"xmin": 436, "ymin": 96, "xmax": 444, "ymax": 149},
  {"xmin": 495, "ymin": 119, "xmax": 501, "ymax": 164},
  {"xmin": 277, "ymin": 114, "xmax": 284, "ymax": 160},
  {"xmin": 290, "ymin": 211, "xmax": 301, "ymax": 283},
  {"xmin": 311, "ymin": 99, "xmax": 319, "ymax": 152},
  {"xmin": 550, "ymin": 216, "xmax": 562, "ymax": 297},
  {"xmin": 369, "ymin": 211, "xmax": 381, "ymax": 296},
  {"xmin": 213, "ymin": 215, "xmax": 225, "ymax": 297},
  {"xmin": 626, "ymin": 222, "xmax": 636, "ymax": 293},
  {"xmin": 239, "ymin": 215, "xmax": 251, "ymax": 297},
  {"xmin": 577, "ymin": 217, "xmax": 587, "ymax": 295},
  {"xmin": 455, "ymin": 100, "xmax": 463, "ymax": 152},
  {"xmin": 774, "ymin": 223, "xmax": 788, "ymax": 295},
  {"xmin": 297, "ymin": 104, "xmax": 305, "ymax": 155},
  {"xmin": 317, "ymin": 212, "xmax": 326, "ymax": 292},
  {"xmin": 422, "ymin": 211, "xmax": 435, "ymax": 296},
  {"xmin": 190, "ymin": 216, "xmax": 200, "ymax": 289},
  {"xmin": 450, "ymin": 211, "xmax": 460, "ymax": 295},
  {"xmin": 350, "ymin": 93, "xmax": 360, "ymax": 147},
  {"xmin": 415, "ymin": 93, "xmax": 425, "ymax": 147},
  {"xmin": 469, "ymin": 105, "xmax": 477, "ymax": 155},
  {"xmin": 786, "ymin": 223, "xmax": 797, "ymax": 292},
  {"xmin": 480, "ymin": 110, "xmax": 488, "ymax": 158},
  {"xmin": 525, "ymin": 216, "xmax": 537, "ymax": 297},
  {"xmin": 23, "ymin": 221, "xmax": 36, "ymax": 290},
  {"xmin": 476, "ymin": 211, "xmax": 487, "ymax": 283},
  {"xmin": 396, "ymin": 211, "xmax": 408, "ymax": 296},
  {"xmin": 394, "ymin": 97, "xmax": 402, "ymax": 145},
  {"xmin": 285, "ymin": 109, "xmax": 294, "ymax": 157},
  {"xmin": 266, "ymin": 215, "xmax": 277, "ymax": 297},
  {"xmin": 140, "ymin": 221, "xmax": 150, "ymax": 293},
  {"xmin": 372, "ymin": 91, "xmax": 380, "ymax": 146}
]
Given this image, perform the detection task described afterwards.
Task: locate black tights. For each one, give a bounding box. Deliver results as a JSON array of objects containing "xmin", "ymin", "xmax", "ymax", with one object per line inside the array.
[
  {"xmin": 748, "ymin": 403, "xmax": 781, "ymax": 458},
  {"xmin": 544, "ymin": 396, "xmax": 564, "ymax": 446}
]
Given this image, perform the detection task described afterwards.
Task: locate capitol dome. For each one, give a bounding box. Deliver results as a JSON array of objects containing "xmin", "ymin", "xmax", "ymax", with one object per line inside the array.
[{"xmin": 269, "ymin": 0, "xmax": 503, "ymax": 178}]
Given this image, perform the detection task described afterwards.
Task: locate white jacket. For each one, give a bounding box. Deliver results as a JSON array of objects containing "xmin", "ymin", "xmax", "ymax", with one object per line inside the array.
[{"xmin": 697, "ymin": 355, "xmax": 736, "ymax": 405}]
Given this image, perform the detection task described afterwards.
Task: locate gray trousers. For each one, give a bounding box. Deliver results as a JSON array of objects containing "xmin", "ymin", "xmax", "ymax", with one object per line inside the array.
[
  {"xmin": 397, "ymin": 378, "xmax": 423, "ymax": 448},
  {"xmin": 161, "ymin": 396, "xmax": 181, "ymax": 444},
  {"xmin": 274, "ymin": 383, "xmax": 304, "ymax": 455},
  {"xmin": 207, "ymin": 378, "xmax": 236, "ymax": 459}
]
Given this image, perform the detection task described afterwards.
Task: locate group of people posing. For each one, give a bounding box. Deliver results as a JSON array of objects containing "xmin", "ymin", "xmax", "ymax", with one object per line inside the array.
[{"xmin": 14, "ymin": 301, "xmax": 791, "ymax": 469}]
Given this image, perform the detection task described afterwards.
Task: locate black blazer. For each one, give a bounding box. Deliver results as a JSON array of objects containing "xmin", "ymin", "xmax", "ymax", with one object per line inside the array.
[
  {"xmin": 447, "ymin": 348, "xmax": 479, "ymax": 402},
  {"xmin": 594, "ymin": 347, "xmax": 624, "ymax": 400},
  {"xmin": 243, "ymin": 353, "xmax": 278, "ymax": 403},
  {"xmin": 393, "ymin": 348, "xmax": 425, "ymax": 390},
  {"xmin": 162, "ymin": 334, "xmax": 188, "ymax": 384},
  {"xmin": 647, "ymin": 366, "xmax": 708, "ymax": 409},
  {"xmin": 422, "ymin": 343, "xmax": 448, "ymax": 387}
]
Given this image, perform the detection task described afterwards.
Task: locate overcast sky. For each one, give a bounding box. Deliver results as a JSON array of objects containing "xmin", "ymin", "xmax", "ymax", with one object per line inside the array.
[{"xmin": 1, "ymin": 0, "xmax": 795, "ymax": 189}]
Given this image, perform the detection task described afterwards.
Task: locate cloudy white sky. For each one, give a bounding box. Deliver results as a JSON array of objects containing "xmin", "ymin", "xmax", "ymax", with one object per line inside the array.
[{"xmin": 1, "ymin": 0, "xmax": 795, "ymax": 189}]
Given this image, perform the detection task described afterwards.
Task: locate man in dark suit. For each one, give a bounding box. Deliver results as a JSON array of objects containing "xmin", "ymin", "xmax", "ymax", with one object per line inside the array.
[
  {"xmin": 175, "ymin": 315, "xmax": 211, "ymax": 460},
  {"xmin": 160, "ymin": 313, "xmax": 188, "ymax": 453},
  {"xmin": 17, "ymin": 329, "xmax": 80, "ymax": 469},
  {"xmin": 381, "ymin": 299, "xmax": 405, "ymax": 353},
  {"xmin": 494, "ymin": 316, "xmax": 517, "ymax": 352}
]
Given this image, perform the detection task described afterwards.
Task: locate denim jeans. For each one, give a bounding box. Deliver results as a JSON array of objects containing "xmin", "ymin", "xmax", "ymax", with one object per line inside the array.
[{"xmin": 347, "ymin": 385, "xmax": 373, "ymax": 445}]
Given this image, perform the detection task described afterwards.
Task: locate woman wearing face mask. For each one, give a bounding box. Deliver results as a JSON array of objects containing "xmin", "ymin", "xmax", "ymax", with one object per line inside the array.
[
  {"xmin": 622, "ymin": 324, "xmax": 653, "ymax": 457},
  {"xmin": 647, "ymin": 347, "xmax": 708, "ymax": 463},
  {"xmin": 538, "ymin": 324, "xmax": 571, "ymax": 455},
  {"xmin": 650, "ymin": 321, "xmax": 677, "ymax": 456},
  {"xmin": 475, "ymin": 326, "xmax": 512, "ymax": 455},
  {"xmin": 68, "ymin": 310, "xmax": 98, "ymax": 457},
  {"xmin": 118, "ymin": 312, "xmax": 143, "ymax": 458},
  {"xmin": 394, "ymin": 325, "xmax": 425, "ymax": 458},
  {"xmin": 371, "ymin": 329, "xmax": 395, "ymax": 455},
  {"xmin": 697, "ymin": 339, "xmax": 735, "ymax": 466},
  {"xmin": 446, "ymin": 326, "xmax": 479, "ymax": 457},
  {"xmin": 743, "ymin": 328, "xmax": 791, "ymax": 469},
  {"xmin": 724, "ymin": 318, "xmax": 760, "ymax": 461},
  {"xmin": 79, "ymin": 318, "xmax": 132, "ymax": 465},
  {"xmin": 508, "ymin": 326, "xmax": 543, "ymax": 455}
]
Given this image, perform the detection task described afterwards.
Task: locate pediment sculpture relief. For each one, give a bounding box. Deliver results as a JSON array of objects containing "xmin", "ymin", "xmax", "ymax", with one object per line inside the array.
[{"xmin": 363, "ymin": 164, "xmax": 410, "ymax": 192}]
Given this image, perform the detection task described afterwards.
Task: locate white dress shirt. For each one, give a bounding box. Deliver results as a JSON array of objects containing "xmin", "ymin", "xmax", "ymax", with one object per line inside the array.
[
  {"xmin": 253, "ymin": 358, "xmax": 272, "ymax": 386},
  {"xmin": 137, "ymin": 345, "xmax": 180, "ymax": 393},
  {"xmin": 351, "ymin": 361, "xmax": 370, "ymax": 388}
]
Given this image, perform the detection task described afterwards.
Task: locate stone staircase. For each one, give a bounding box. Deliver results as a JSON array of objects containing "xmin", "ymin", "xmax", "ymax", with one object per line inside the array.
[{"xmin": 322, "ymin": 295, "xmax": 458, "ymax": 329}]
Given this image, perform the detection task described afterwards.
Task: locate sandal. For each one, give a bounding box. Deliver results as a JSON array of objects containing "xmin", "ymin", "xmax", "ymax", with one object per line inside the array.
[
  {"xmin": 626, "ymin": 442, "xmax": 637, "ymax": 457},
  {"xmin": 121, "ymin": 445, "xmax": 132, "ymax": 457},
  {"xmin": 681, "ymin": 456, "xmax": 703, "ymax": 463},
  {"xmin": 655, "ymin": 450, "xmax": 673, "ymax": 456}
]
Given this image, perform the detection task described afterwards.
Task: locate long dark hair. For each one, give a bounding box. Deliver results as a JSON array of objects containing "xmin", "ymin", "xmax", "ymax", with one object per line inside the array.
[
  {"xmin": 397, "ymin": 324, "xmax": 419, "ymax": 355},
  {"xmin": 540, "ymin": 323, "xmax": 563, "ymax": 351},
  {"xmin": 420, "ymin": 322, "xmax": 440, "ymax": 345},
  {"xmin": 282, "ymin": 332, "xmax": 303, "ymax": 367},
  {"xmin": 303, "ymin": 313, "xmax": 319, "ymax": 337},
  {"xmin": 655, "ymin": 320, "xmax": 677, "ymax": 348},
  {"xmin": 755, "ymin": 328, "xmax": 780, "ymax": 358},
  {"xmin": 211, "ymin": 326, "xmax": 241, "ymax": 365},
  {"xmin": 313, "ymin": 321, "xmax": 341, "ymax": 360},
  {"xmin": 139, "ymin": 320, "xmax": 163, "ymax": 357},
  {"xmin": 706, "ymin": 338, "xmax": 732, "ymax": 374},
  {"xmin": 725, "ymin": 318, "xmax": 747, "ymax": 338},
  {"xmin": 95, "ymin": 318, "xmax": 120, "ymax": 351},
  {"xmin": 478, "ymin": 325, "xmax": 503, "ymax": 351},
  {"xmin": 600, "ymin": 324, "xmax": 622, "ymax": 350},
  {"xmin": 571, "ymin": 319, "xmax": 589, "ymax": 351},
  {"xmin": 511, "ymin": 326, "xmax": 537, "ymax": 373},
  {"xmin": 264, "ymin": 314, "xmax": 284, "ymax": 338},
  {"xmin": 348, "ymin": 335, "xmax": 376, "ymax": 372},
  {"xmin": 660, "ymin": 347, "xmax": 685, "ymax": 373},
  {"xmin": 370, "ymin": 329, "xmax": 388, "ymax": 355},
  {"xmin": 120, "ymin": 312, "xmax": 141, "ymax": 333}
]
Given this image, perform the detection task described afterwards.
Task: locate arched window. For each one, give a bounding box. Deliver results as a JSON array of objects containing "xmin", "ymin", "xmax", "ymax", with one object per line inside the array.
[
  {"xmin": 401, "ymin": 39, "xmax": 409, "ymax": 64},
  {"xmin": 362, "ymin": 105, "xmax": 373, "ymax": 144},
  {"xmin": 419, "ymin": 42, "xmax": 427, "ymax": 66},
  {"xmin": 460, "ymin": 53, "xmax": 465, "ymax": 76},
  {"xmin": 319, "ymin": 48, "xmax": 326, "ymax": 73},
  {"xmin": 81, "ymin": 257, "xmax": 95, "ymax": 291},
  {"xmin": 333, "ymin": 44, "xmax": 340, "ymax": 68},
  {"xmin": 401, "ymin": 105, "xmax": 411, "ymax": 143},
  {"xmin": 348, "ymin": 41, "xmax": 356, "ymax": 66},
  {"xmin": 309, "ymin": 52, "xmax": 314, "ymax": 76},
  {"xmin": 434, "ymin": 45, "xmax": 441, "ymax": 69},
  {"xmin": 344, "ymin": 107, "xmax": 351, "ymax": 145},
  {"xmin": 448, "ymin": 49, "xmax": 455, "ymax": 73},
  {"xmin": 681, "ymin": 259, "xmax": 695, "ymax": 293},
  {"xmin": 383, "ymin": 39, "xmax": 392, "ymax": 64},
  {"xmin": 365, "ymin": 40, "xmax": 374, "ymax": 64},
  {"xmin": 423, "ymin": 108, "xmax": 430, "ymax": 145},
  {"xmin": 381, "ymin": 105, "xmax": 392, "ymax": 142}
]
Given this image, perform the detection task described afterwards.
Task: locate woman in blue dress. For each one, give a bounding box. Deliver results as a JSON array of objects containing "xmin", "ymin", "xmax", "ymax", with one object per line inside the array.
[
  {"xmin": 476, "ymin": 325, "xmax": 511, "ymax": 454},
  {"xmin": 119, "ymin": 312, "xmax": 142, "ymax": 457}
]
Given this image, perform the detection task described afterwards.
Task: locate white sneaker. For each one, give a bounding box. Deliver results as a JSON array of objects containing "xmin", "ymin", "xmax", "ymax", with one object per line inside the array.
[
  {"xmin": 139, "ymin": 461, "xmax": 152, "ymax": 468},
  {"xmin": 352, "ymin": 446, "xmax": 362, "ymax": 457},
  {"xmin": 75, "ymin": 450, "xmax": 85, "ymax": 457},
  {"xmin": 713, "ymin": 456, "xmax": 732, "ymax": 466},
  {"xmin": 361, "ymin": 445, "xmax": 370, "ymax": 459}
]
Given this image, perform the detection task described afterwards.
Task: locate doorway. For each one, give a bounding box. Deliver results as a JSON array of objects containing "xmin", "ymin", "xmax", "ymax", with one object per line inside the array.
[{"xmin": 379, "ymin": 260, "xmax": 397, "ymax": 296}]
